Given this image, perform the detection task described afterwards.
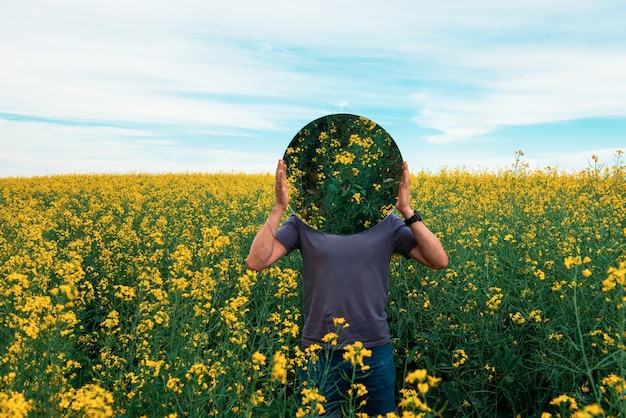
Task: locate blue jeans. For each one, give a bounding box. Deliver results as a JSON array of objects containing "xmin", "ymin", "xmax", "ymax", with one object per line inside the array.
[{"xmin": 299, "ymin": 342, "xmax": 397, "ymax": 416}]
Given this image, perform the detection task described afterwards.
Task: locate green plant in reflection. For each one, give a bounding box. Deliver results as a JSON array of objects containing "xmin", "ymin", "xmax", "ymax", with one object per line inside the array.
[{"xmin": 283, "ymin": 114, "xmax": 403, "ymax": 235}]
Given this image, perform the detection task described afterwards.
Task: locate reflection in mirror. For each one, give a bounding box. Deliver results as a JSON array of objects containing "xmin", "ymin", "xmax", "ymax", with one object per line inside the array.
[{"xmin": 283, "ymin": 113, "xmax": 403, "ymax": 235}]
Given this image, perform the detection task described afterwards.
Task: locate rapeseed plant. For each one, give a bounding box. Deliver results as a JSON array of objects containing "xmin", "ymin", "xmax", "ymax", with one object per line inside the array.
[{"xmin": 1, "ymin": 150, "xmax": 624, "ymax": 416}]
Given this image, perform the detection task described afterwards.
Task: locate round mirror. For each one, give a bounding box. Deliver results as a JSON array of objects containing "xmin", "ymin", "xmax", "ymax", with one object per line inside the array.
[{"xmin": 283, "ymin": 113, "xmax": 403, "ymax": 235}]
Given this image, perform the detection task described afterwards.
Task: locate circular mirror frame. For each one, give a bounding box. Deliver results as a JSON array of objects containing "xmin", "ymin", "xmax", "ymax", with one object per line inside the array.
[{"xmin": 283, "ymin": 113, "xmax": 403, "ymax": 235}]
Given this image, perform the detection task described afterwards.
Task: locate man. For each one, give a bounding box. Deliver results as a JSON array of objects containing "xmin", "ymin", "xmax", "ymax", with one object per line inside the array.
[{"xmin": 246, "ymin": 159, "xmax": 448, "ymax": 416}]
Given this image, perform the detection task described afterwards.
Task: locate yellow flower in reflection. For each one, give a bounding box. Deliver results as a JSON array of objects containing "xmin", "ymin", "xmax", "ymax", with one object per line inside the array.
[
  {"xmin": 452, "ymin": 349, "xmax": 468, "ymax": 367},
  {"xmin": 334, "ymin": 150, "xmax": 356, "ymax": 165}
]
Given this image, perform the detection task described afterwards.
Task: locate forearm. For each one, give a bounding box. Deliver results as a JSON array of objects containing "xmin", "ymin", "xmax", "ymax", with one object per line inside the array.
[
  {"xmin": 400, "ymin": 208, "xmax": 448, "ymax": 269},
  {"xmin": 246, "ymin": 204, "xmax": 285, "ymax": 271},
  {"xmin": 410, "ymin": 221, "xmax": 448, "ymax": 267}
]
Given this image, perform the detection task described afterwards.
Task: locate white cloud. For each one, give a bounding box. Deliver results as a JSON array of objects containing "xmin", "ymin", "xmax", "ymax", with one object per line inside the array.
[
  {"xmin": 0, "ymin": 0, "xmax": 625, "ymax": 175},
  {"xmin": 0, "ymin": 119, "xmax": 276, "ymax": 177},
  {"xmin": 411, "ymin": 46, "xmax": 626, "ymax": 144}
]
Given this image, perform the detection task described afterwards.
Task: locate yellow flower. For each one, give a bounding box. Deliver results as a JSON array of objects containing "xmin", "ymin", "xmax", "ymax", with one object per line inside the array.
[
  {"xmin": 166, "ymin": 377, "xmax": 183, "ymax": 395},
  {"xmin": 601, "ymin": 373, "xmax": 625, "ymax": 393},
  {"xmin": 602, "ymin": 261, "xmax": 626, "ymax": 293},
  {"xmin": 305, "ymin": 344, "xmax": 322, "ymax": 357},
  {"xmin": 549, "ymin": 333, "xmax": 564, "ymax": 341},
  {"xmin": 405, "ymin": 369, "xmax": 428, "ymax": 384},
  {"xmin": 509, "ymin": 312, "xmax": 526, "ymax": 325},
  {"xmin": 549, "ymin": 394, "xmax": 578, "ymax": 410},
  {"xmin": 534, "ymin": 269, "xmax": 546, "ymax": 280},
  {"xmin": 251, "ymin": 390, "xmax": 265, "ymax": 406},
  {"xmin": 564, "ymin": 255, "xmax": 582, "ymax": 269},
  {"xmin": 62, "ymin": 384, "xmax": 115, "ymax": 417},
  {"xmin": 452, "ymin": 349, "xmax": 468, "ymax": 367},
  {"xmin": 334, "ymin": 150, "xmax": 356, "ymax": 165},
  {"xmin": 271, "ymin": 351, "xmax": 288, "ymax": 384},
  {"xmin": 333, "ymin": 317, "xmax": 349, "ymax": 328},
  {"xmin": 428, "ymin": 375, "xmax": 442, "ymax": 386},
  {"xmin": 529, "ymin": 309, "xmax": 542, "ymax": 322},
  {"xmin": 347, "ymin": 133, "xmax": 374, "ymax": 149},
  {"xmin": 572, "ymin": 403, "xmax": 604, "ymax": 417},
  {"xmin": 251, "ymin": 351, "xmax": 266, "ymax": 371},
  {"xmin": 0, "ymin": 390, "xmax": 34, "ymax": 417},
  {"xmin": 321, "ymin": 332, "xmax": 339, "ymax": 345},
  {"xmin": 398, "ymin": 388, "xmax": 432, "ymax": 412},
  {"xmin": 343, "ymin": 341, "xmax": 372, "ymax": 372},
  {"xmin": 300, "ymin": 387, "xmax": 326, "ymax": 416},
  {"xmin": 348, "ymin": 383, "xmax": 368, "ymax": 398},
  {"xmin": 486, "ymin": 287, "xmax": 503, "ymax": 312}
]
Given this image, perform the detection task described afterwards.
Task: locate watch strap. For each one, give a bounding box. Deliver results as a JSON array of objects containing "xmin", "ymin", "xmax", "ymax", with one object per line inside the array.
[{"xmin": 404, "ymin": 210, "xmax": 422, "ymax": 226}]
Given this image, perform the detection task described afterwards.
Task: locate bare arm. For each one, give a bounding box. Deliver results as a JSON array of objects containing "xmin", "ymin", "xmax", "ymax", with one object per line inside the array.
[
  {"xmin": 246, "ymin": 159, "xmax": 290, "ymax": 271},
  {"xmin": 396, "ymin": 161, "xmax": 449, "ymax": 270}
]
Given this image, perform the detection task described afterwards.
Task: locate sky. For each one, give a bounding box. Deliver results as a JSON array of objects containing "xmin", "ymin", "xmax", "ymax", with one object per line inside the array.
[{"xmin": 1, "ymin": 0, "xmax": 625, "ymax": 178}]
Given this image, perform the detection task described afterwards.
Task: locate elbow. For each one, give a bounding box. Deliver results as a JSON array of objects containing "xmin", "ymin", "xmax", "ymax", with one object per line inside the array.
[
  {"xmin": 246, "ymin": 255, "xmax": 269, "ymax": 272},
  {"xmin": 245, "ymin": 257, "xmax": 262, "ymax": 272},
  {"xmin": 433, "ymin": 259, "xmax": 449, "ymax": 270},
  {"xmin": 430, "ymin": 253, "xmax": 449, "ymax": 270}
]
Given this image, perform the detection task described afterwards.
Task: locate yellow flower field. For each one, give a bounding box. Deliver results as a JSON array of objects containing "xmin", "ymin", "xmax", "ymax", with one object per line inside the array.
[{"xmin": 1, "ymin": 151, "xmax": 625, "ymax": 417}]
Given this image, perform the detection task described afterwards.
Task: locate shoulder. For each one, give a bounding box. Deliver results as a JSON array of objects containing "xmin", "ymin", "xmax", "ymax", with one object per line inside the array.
[
  {"xmin": 275, "ymin": 214, "xmax": 304, "ymax": 251},
  {"xmin": 282, "ymin": 214, "xmax": 308, "ymax": 230},
  {"xmin": 380, "ymin": 213, "xmax": 417, "ymax": 256},
  {"xmin": 379, "ymin": 212, "xmax": 406, "ymax": 232}
]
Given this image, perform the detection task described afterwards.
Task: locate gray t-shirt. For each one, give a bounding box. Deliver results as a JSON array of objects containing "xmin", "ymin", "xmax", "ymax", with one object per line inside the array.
[{"xmin": 275, "ymin": 213, "xmax": 417, "ymax": 348}]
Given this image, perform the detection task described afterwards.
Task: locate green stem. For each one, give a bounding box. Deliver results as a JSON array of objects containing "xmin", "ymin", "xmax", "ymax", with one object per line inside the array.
[{"xmin": 572, "ymin": 282, "xmax": 601, "ymax": 403}]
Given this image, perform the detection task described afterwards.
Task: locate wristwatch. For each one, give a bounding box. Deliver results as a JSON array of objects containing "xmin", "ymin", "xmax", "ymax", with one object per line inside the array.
[{"xmin": 404, "ymin": 210, "xmax": 422, "ymax": 226}]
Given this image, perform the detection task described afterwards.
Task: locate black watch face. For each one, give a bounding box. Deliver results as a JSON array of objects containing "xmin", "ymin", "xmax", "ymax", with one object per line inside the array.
[{"xmin": 283, "ymin": 113, "xmax": 403, "ymax": 235}]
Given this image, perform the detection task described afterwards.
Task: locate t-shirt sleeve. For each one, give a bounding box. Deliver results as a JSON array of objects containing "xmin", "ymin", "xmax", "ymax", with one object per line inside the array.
[
  {"xmin": 391, "ymin": 214, "xmax": 418, "ymax": 258},
  {"xmin": 275, "ymin": 214, "xmax": 301, "ymax": 253}
]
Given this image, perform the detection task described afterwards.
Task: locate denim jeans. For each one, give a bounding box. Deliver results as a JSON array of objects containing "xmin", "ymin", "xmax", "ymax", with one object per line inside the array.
[{"xmin": 299, "ymin": 342, "xmax": 397, "ymax": 416}]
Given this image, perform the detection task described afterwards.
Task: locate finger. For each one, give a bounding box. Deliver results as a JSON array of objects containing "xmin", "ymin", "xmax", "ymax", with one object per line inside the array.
[
  {"xmin": 276, "ymin": 160, "xmax": 285, "ymax": 181},
  {"xmin": 401, "ymin": 162, "xmax": 409, "ymax": 185}
]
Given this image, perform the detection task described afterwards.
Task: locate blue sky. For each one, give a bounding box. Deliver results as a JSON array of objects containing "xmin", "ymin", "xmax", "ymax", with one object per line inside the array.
[{"xmin": 1, "ymin": 0, "xmax": 625, "ymax": 177}]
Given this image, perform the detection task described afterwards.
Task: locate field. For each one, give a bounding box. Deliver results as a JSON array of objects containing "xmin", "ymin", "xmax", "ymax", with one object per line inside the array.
[{"xmin": 1, "ymin": 151, "xmax": 625, "ymax": 417}]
